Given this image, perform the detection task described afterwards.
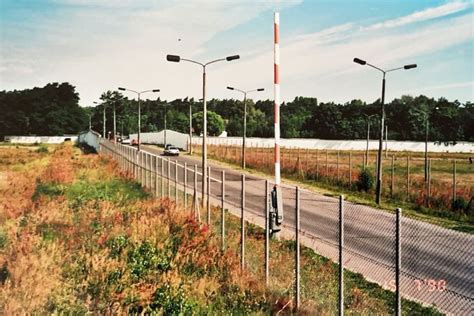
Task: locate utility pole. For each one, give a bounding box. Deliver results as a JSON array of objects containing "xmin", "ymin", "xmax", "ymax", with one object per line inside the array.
[
  {"xmin": 189, "ymin": 103, "xmax": 193, "ymax": 154},
  {"xmin": 227, "ymin": 87, "xmax": 264, "ymax": 169},
  {"xmin": 164, "ymin": 105, "xmax": 167, "ymax": 147},
  {"xmin": 166, "ymin": 53, "xmax": 240, "ymax": 206},
  {"xmin": 354, "ymin": 57, "xmax": 417, "ymax": 204},
  {"xmin": 113, "ymin": 103, "xmax": 116, "ymax": 142},
  {"xmin": 118, "ymin": 87, "xmax": 160, "ymax": 151}
]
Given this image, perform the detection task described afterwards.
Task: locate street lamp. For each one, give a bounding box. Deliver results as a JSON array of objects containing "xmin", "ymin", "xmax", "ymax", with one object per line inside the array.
[
  {"xmin": 362, "ymin": 113, "xmax": 375, "ymax": 169},
  {"xmin": 188, "ymin": 98, "xmax": 203, "ymax": 155},
  {"xmin": 422, "ymin": 106, "xmax": 439, "ymax": 182},
  {"xmin": 167, "ymin": 53, "xmax": 240, "ymax": 205},
  {"xmin": 354, "ymin": 57, "xmax": 417, "ymax": 204},
  {"xmin": 118, "ymin": 87, "xmax": 160, "ymax": 151},
  {"xmin": 227, "ymin": 86, "xmax": 264, "ymax": 169},
  {"xmin": 163, "ymin": 104, "xmax": 168, "ymax": 147}
]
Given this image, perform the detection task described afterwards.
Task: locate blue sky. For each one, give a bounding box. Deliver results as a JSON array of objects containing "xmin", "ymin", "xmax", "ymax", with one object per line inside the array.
[{"xmin": 1, "ymin": 0, "xmax": 472, "ymax": 106}]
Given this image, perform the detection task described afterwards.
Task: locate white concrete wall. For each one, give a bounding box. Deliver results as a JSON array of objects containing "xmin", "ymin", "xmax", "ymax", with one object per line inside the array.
[
  {"xmin": 78, "ymin": 130, "xmax": 101, "ymax": 152},
  {"xmin": 192, "ymin": 136, "xmax": 474, "ymax": 153},
  {"xmin": 5, "ymin": 135, "xmax": 78, "ymax": 144},
  {"xmin": 130, "ymin": 130, "xmax": 189, "ymax": 150}
]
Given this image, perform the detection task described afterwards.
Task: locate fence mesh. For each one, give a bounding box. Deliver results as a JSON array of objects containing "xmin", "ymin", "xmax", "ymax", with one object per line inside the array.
[{"xmin": 97, "ymin": 140, "xmax": 473, "ymax": 315}]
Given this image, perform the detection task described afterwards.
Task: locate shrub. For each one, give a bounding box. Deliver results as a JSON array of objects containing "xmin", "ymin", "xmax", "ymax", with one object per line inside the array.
[
  {"xmin": 32, "ymin": 182, "xmax": 64, "ymax": 201},
  {"xmin": 452, "ymin": 197, "xmax": 468, "ymax": 213},
  {"xmin": 356, "ymin": 169, "xmax": 374, "ymax": 192},
  {"xmin": 35, "ymin": 145, "xmax": 48, "ymax": 153},
  {"xmin": 106, "ymin": 235, "xmax": 129, "ymax": 258},
  {"xmin": 127, "ymin": 241, "xmax": 172, "ymax": 279},
  {"xmin": 149, "ymin": 283, "xmax": 196, "ymax": 314}
]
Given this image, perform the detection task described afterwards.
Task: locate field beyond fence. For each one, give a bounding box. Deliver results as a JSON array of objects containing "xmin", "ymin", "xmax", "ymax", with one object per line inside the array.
[{"xmin": 194, "ymin": 144, "xmax": 474, "ymax": 223}]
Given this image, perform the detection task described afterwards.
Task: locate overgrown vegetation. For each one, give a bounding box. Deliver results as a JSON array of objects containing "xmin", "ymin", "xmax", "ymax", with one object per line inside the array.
[{"xmin": 0, "ymin": 144, "xmax": 443, "ymax": 314}]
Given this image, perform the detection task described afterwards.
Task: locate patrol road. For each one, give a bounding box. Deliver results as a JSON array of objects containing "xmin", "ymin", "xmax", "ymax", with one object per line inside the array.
[{"xmin": 140, "ymin": 144, "xmax": 473, "ymax": 315}]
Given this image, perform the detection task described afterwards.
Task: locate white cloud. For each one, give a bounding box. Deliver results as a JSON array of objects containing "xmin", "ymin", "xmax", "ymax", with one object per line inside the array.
[
  {"xmin": 364, "ymin": 1, "xmax": 471, "ymax": 30},
  {"xmin": 0, "ymin": 0, "xmax": 301, "ymax": 104},
  {"xmin": 0, "ymin": 0, "xmax": 472, "ymax": 107}
]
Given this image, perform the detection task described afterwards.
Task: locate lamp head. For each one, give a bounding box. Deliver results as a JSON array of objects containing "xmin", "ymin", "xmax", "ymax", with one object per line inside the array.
[
  {"xmin": 257, "ymin": 88, "xmax": 264, "ymax": 91},
  {"xmin": 227, "ymin": 86, "xmax": 234, "ymax": 90},
  {"xmin": 166, "ymin": 54, "xmax": 180, "ymax": 62},
  {"xmin": 226, "ymin": 55, "xmax": 240, "ymax": 61},
  {"xmin": 118, "ymin": 87, "xmax": 126, "ymax": 91},
  {"xmin": 404, "ymin": 64, "xmax": 417, "ymax": 70},
  {"xmin": 152, "ymin": 89, "xmax": 160, "ymax": 92},
  {"xmin": 353, "ymin": 58, "xmax": 366, "ymax": 65}
]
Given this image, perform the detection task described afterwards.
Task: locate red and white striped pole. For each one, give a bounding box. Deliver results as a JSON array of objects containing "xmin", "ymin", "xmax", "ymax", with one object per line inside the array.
[
  {"xmin": 274, "ymin": 12, "xmax": 281, "ymax": 186},
  {"xmin": 273, "ymin": 12, "xmax": 283, "ymax": 235}
]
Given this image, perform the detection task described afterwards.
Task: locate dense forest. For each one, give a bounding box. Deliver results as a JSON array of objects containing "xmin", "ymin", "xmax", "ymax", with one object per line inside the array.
[
  {"xmin": 1, "ymin": 83, "xmax": 473, "ymax": 142},
  {"xmin": 0, "ymin": 83, "xmax": 88, "ymax": 137}
]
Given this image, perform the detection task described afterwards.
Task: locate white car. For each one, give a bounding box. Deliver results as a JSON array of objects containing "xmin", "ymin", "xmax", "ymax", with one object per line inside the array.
[{"xmin": 164, "ymin": 146, "xmax": 179, "ymax": 156}]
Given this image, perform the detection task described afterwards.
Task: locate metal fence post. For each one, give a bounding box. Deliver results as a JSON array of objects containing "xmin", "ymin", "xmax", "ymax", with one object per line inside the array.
[
  {"xmin": 241, "ymin": 174, "xmax": 245, "ymax": 270},
  {"xmin": 175, "ymin": 160, "xmax": 178, "ymax": 202},
  {"xmin": 145, "ymin": 153, "xmax": 149, "ymax": 189},
  {"xmin": 326, "ymin": 150, "xmax": 329, "ymax": 178},
  {"xmin": 207, "ymin": 166, "xmax": 211, "ymax": 226},
  {"xmin": 391, "ymin": 155, "xmax": 395, "ymax": 198},
  {"xmin": 167, "ymin": 158, "xmax": 171, "ymax": 197},
  {"xmin": 339, "ymin": 195, "xmax": 344, "ymax": 316},
  {"xmin": 221, "ymin": 170, "xmax": 225, "ymax": 252},
  {"xmin": 140, "ymin": 151, "xmax": 146, "ymax": 187},
  {"xmin": 161, "ymin": 157, "xmax": 164, "ymax": 198},
  {"xmin": 155, "ymin": 156, "xmax": 158, "ymax": 197},
  {"xmin": 427, "ymin": 158, "xmax": 431, "ymax": 207},
  {"xmin": 295, "ymin": 186, "xmax": 300, "ymax": 311},
  {"xmin": 406, "ymin": 155, "xmax": 410, "ymax": 201},
  {"xmin": 193, "ymin": 164, "xmax": 201, "ymax": 222},
  {"xmin": 349, "ymin": 151, "xmax": 352, "ymax": 186},
  {"xmin": 184, "ymin": 162, "xmax": 188, "ymax": 207},
  {"xmin": 265, "ymin": 180, "xmax": 269, "ymax": 286},
  {"xmin": 396, "ymin": 208, "xmax": 402, "ymax": 316},
  {"xmin": 452, "ymin": 159, "xmax": 456, "ymax": 205},
  {"xmin": 316, "ymin": 150, "xmax": 319, "ymax": 181}
]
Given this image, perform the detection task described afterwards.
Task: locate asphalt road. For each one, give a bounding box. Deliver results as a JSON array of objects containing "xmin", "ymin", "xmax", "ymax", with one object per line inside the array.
[{"xmin": 139, "ymin": 145, "xmax": 473, "ymax": 314}]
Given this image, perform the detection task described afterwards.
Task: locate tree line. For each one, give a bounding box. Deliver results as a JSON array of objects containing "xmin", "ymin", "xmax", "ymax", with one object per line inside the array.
[
  {"xmin": 0, "ymin": 83, "xmax": 88, "ymax": 138},
  {"xmin": 1, "ymin": 83, "xmax": 472, "ymax": 143}
]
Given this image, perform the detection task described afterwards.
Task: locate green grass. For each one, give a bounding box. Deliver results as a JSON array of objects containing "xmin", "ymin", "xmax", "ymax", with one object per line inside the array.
[{"xmin": 33, "ymin": 178, "xmax": 149, "ymax": 206}]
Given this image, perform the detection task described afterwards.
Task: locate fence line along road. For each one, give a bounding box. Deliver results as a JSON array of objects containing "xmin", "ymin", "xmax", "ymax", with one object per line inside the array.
[{"xmin": 98, "ymin": 140, "xmax": 473, "ymax": 315}]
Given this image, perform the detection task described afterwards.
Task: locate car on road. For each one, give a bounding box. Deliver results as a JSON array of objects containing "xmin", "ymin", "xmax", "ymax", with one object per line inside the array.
[{"xmin": 164, "ymin": 146, "xmax": 179, "ymax": 156}]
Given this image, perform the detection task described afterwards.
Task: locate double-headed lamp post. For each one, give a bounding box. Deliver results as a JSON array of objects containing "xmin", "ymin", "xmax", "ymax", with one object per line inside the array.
[
  {"xmin": 166, "ymin": 54, "xmax": 240, "ymax": 205},
  {"xmin": 354, "ymin": 57, "xmax": 417, "ymax": 205},
  {"xmin": 118, "ymin": 87, "xmax": 160, "ymax": 151},
  {"xmin": 227, "ymin": 86, "xmax": 264, "ymax": 169}
]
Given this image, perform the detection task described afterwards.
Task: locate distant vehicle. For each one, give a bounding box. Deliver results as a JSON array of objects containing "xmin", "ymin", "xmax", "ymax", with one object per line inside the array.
[
  {"xmin": 121, "ymin": 137, "xmax": 131, "ymax": 145},
  {"xmin": 165, "ymin": 144, "xmax": 173, "ymax": 150},
  {"xmin": 164, "ymin": 146, "xmax": 179, "ymax": 156},
  {"xmin": 131, "ymin": 139, "xmax": 140, "ymax": 146}
]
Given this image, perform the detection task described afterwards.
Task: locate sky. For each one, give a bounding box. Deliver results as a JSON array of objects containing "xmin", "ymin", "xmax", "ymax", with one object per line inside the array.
[{"xmin": 1, "ymin": 0, "xmax": 473, "ymax": 106}]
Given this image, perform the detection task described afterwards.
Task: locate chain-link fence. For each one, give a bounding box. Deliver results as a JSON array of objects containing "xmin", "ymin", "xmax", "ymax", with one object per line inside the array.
[{"xmin": 99, "ymin": 140, "xmax": 473, "ymax": 315}]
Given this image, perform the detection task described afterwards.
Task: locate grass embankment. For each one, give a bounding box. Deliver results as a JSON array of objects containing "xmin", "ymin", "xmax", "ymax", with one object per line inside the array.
[
  {"xmin": 0, "ymin": 144, "xmax": 441, "ymax": 314},
  {"xmin": 191, "ymin": 144, "xmax": 473, "ymax": 233}
]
